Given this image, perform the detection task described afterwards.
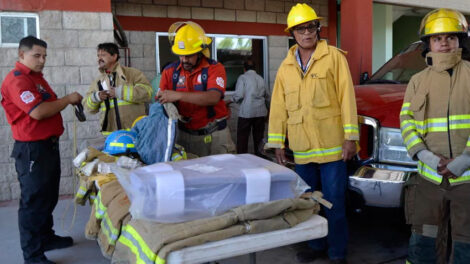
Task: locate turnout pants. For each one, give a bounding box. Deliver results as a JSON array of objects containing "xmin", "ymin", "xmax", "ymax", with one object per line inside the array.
[
  {"xmin": 236, "ymin": 116, "xmax": 265, "ymax": 156},
  {"xmin": 11, "ymin": 137, "xmax": 61, "ymax": 261},
  {"xmin": 405, "ymin": 175, "xmax": 470, "ymax": 264},
  {"xmin": 295, "ymin": 160, "xmax": 348, "ymax": 260}
]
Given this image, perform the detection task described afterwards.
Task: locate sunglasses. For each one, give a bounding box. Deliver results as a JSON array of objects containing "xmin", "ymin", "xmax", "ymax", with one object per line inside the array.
[{"xmin": 294, "ymin": 23, "xmax": 319, "ymax": 34}]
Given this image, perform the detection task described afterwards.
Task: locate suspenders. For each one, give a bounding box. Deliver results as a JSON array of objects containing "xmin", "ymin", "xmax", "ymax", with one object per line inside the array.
[
  {"xmin": 97, "ymin": 72, "xmax": 122, "ymax": 132},
  {"xmin": 171, "ymin": 62, "xmax": 215, "ymax": 119}
]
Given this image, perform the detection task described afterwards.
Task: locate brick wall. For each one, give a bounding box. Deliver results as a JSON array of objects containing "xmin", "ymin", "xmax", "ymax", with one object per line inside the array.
[
  {"xmin": 112, "ymin": 0, "xmax": 329, "ymax": 26},
  {"xmin": 111, "ymin": 0, "xmax": 329, "ymax": 93},
  {"xmin": 123, "ymin": 30, "xmax": 157, "ymax": 82},
  {"xmin": 0, "ymin": 10, "xmax": 114, "ymax": 200}
]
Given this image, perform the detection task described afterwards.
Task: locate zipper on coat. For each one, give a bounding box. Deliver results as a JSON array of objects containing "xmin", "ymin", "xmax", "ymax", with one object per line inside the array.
[{"xmin": 446, "ymin": 71, "xmax": 453, "ymax": 158}]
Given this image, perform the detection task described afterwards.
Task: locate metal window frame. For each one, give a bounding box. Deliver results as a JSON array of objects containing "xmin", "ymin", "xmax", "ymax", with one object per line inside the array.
[
  {"xmin": 0, "ymin": 12, "xmax": 39, "ymax": 47},
  {"xmin": 155, "ymin": 32, "xmax": 269, "ymax": 91}
]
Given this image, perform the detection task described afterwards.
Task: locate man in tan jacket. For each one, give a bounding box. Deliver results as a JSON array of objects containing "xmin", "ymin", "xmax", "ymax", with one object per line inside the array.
[
  {"xmin": 400, "ymin": 8, "xmax": 470, "ymax": 264},
  {"xmin": 84, "ymin": 43, "xmax": 152, "ymax": 135}
]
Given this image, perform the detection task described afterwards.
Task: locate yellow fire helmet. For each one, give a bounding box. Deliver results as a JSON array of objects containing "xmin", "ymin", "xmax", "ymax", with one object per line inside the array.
[
  {"xmin": 285, "ymin": 3, "xmax": 322, "ymax": 33},
  {"xmin": 169, "ymin": 21, "xmax": 212, "ymax": 57},
  {"xmin": 419, "ymin": 8, "xmax": 468, "ymax": 39}
]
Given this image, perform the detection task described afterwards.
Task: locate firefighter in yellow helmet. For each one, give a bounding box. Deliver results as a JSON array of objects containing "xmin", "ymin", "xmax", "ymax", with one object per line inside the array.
[
  {"xmin": 400, "ymin": 8, "xmax": 470, "ymax": 263},
  {"xmin": 266, "ymin": 3, "xmax": 358, "ymax": 264},
  {"xmin": 156, "ymin": 21, "xmax": 235, "ymax": 157}
]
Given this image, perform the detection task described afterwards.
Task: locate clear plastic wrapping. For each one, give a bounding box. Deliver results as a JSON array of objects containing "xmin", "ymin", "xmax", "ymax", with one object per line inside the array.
[{"xmin": 112, "ymin": 154, "xmax": 309, "ymax": 223}]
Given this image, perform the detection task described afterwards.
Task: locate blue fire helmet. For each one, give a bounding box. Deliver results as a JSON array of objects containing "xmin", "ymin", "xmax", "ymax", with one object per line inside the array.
[{"xmin": 104, "ymin": 130, "xmax": 138, "ymax": 155}]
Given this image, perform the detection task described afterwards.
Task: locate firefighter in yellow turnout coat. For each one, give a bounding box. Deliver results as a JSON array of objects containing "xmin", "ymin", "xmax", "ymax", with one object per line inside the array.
[
  {"xmin": 266, "ymin": 39, "xmax": 358, "ymax": 164},
  {"xmin": 400, "ymin": 8, "xmax": 470, "ymax": 264},
  {"xmin": 266, "ymin": 4, "xmax": 358, "ymax": 264},
  {"xmin": 84, "ymin": 43, "xmax": 152, "ymax": 134}
]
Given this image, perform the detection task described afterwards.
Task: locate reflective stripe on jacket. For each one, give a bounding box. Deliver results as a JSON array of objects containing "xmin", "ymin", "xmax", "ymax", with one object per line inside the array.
[
  {"xmin": 266, "ymin": 40, "xmax": 359, "ymax": 164},
  {"xmin": 400, "ymin": 58, "xmax": 470, "ymax": 185},
  {"xmin": 83, "ymin": 62, "xmax": 152, "ymax": 133}
]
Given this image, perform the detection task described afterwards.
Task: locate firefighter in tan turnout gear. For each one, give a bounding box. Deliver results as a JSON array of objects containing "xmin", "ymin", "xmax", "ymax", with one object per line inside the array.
[
  {"xmin": 84, "ymin": 42, "xmax": 152, "ymax": 135},
  {"xmin": 400, "ymin": 8, "xmax": 470, "ymax": 264}
]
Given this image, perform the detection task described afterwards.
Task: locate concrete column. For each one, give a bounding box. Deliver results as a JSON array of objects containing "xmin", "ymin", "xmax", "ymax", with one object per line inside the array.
[{"xmin": 340, "ymin": 0, "xmax": 373, "ymax": 84}]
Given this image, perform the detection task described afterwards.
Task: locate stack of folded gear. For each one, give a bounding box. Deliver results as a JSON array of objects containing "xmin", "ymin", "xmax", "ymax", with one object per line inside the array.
[
  {"xmin": 73, "ymin": 103, "xmax": 325, "ymax": 262},
  {"xmin": 112, "ymin": 192, "xmax": 325, "ymax": 264},
  {"xmin": 73, "ymin": 146, "xmax": 143, "ymax": 258},
  {"xmin": 104, "ymin": 153, "xmax": 329, "ymax": 263}
]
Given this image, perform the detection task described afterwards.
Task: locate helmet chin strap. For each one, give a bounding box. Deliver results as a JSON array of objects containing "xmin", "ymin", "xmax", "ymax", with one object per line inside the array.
[{"xmin": 192, "ymin": 53, "xmax": 203, "ymax": 70}]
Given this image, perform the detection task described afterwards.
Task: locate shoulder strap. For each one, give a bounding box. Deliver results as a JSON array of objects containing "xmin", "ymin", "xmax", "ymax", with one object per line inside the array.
[
  {"xmin": 172, "ymin": 62, "xmax": 181, "ymax": 91},
  {"xmin": 111, "ymin": 72, "xmax": 122, "ymax": 130},
  {"xmin": 201, "ymin": 67, "xmax": 209, "ymax": 91},
  {"xmin": 171, "ymin": 63, "xmax": 216, "ymax": 120},
  {"xmin": 202, "ymin": 67, "xmax": 215, "ymax": 119},
  {"xmin": 97, "ymin": 81, "xmax": 111, "ymax": 132}
]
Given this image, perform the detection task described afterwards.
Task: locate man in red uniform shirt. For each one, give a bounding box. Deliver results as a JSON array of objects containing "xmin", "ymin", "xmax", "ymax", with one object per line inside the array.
[
  {"xmin": 1, "ymin": 36, "xmax": 82, "ymax": 264},
  {"xmin": 157, "ymin": 21, "xmax": 235, "ymax": 157}
]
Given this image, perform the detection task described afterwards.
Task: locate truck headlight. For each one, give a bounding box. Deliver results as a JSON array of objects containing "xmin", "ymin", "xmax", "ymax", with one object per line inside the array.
[{"xmin": 378, "ymin": 127, "xmax": 416, "ymax": 166}]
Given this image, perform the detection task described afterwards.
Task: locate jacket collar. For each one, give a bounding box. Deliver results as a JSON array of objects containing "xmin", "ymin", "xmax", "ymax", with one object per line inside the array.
[
  {"xmin": 286, "ymin": 39, "xmax": 329, "ymax": 66},
  {"xmin": 425, "ymin": 49, "xmax": 462, "ymax": 72},
  {"xmin": 15, "ymin": 61, "xmax": 42, "ymax": 76},
  {"xmin": 100, "ymin": 61, "xmax": 126, "ymax": 81}
]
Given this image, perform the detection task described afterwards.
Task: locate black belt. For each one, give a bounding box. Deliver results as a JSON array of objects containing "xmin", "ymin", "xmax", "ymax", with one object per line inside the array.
[
  {"xmin": 15, "ymin": 136, "xmax": 59, "ymax": 144},
  {"xmin": 178, "ymin": 119, "xmax": 227, "ymax": 136},
  {"xmin": 47, "ymin": 136, "xmax": 59, "ymax": 143}
]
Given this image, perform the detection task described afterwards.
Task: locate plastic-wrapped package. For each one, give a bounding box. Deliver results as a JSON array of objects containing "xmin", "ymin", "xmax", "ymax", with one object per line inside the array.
[{"xmin": 112, "ymin": 154, "xmax": 309, "ymax": 223}]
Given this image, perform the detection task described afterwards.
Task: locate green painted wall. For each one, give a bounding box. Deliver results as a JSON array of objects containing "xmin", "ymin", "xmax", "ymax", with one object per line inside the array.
[
  {"xmin": 372, "ymin": 4, "xmax": 393, "ymax": 73},
  {"xmin": 393, "ymin": 16, "xmax": 422, "ymax": 56}
]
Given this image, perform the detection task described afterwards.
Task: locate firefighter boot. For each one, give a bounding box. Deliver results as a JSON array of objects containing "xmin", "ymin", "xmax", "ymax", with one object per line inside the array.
[
  {"xmin": 24, "ymin": 255, "xmax": 56, "ymax": 264},
  {"xmin": 43, "ymin": 235, "xmax": 73, "ymax": 251}
]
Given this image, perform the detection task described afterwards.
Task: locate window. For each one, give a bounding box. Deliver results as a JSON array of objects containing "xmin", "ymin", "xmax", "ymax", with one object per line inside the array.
[
  {"xmin": 156, "ymin": 33, "xmax": 268, "ymax": 92},
  {"xmin": 0, "ymin": 12, "xmax": 39, "ymax": 47}
]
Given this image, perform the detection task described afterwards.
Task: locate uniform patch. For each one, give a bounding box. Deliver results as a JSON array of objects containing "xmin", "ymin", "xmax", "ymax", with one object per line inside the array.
[
  {"xmin": 216, "ymin": 77, "xmax": 225, "ymax": 88},
  {"xmin": 197, "ymin": 74, "xmax": 202, "ymax": 83},
  {"xmin": 14, "ymin": 71, "xmax": 21, "ymax": 76},
  {"xmin": 177, "ymin": 76, "xmax": 186, "ymax": 86},
  {"xmin": 20, "ymin": 91, "xmax": 35, "ymax": 104},
  {"xmin": 178, "ymin": 41, "xmax": 185, "ymax": 49}
]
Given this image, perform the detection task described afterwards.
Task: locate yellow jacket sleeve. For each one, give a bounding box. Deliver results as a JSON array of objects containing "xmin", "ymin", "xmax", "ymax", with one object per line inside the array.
[
  {"xmin": 400, "ymin": 77, "xmax": 427, "ymax": 159},
  {"xmin": 83, "ymin": 80, "xmax": 101, "ymax": 114},
  {"xmin": 334, "ymin": 49, "xmax": 359, "ymax": 141}
]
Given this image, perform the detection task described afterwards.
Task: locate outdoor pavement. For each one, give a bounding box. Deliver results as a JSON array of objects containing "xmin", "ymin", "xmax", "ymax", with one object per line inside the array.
[{"xmin": 0, "ymin": 198, "xmax": 409, "ymax": 264}]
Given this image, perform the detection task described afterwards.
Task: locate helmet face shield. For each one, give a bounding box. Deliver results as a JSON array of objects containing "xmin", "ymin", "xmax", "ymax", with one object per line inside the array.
[
  {"xmin": 168, "ymin": 21, "xmax": 186, "ymax": 46},
  {"xmin": 168, "ymin": 21, "xmax": 212, "ymax": 57},
  {"xmin": 419, "ymin": 8, "xmax": 468, "ymax": 39}
]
